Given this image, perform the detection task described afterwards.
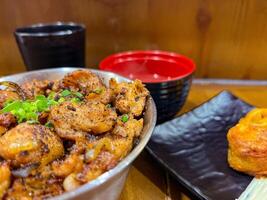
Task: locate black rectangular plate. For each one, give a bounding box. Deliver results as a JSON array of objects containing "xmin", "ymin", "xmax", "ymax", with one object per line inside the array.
[{"xmin": 147, "ymin": 91, "xmax": 254, "ymax": 200}]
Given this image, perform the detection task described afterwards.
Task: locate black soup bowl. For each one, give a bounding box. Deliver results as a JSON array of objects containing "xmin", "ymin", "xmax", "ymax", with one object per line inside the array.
[{"xmin": 99, "ymin": 50, "xmax": 196, "ymax": 124}]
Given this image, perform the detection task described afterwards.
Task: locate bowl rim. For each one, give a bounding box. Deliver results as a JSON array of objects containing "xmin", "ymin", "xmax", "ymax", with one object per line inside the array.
[
  {"xmin": 0, "ymin": 67, "xmax": 157, "ymax": 200},
  {"xmin": 99, "ymin": 50, "xmax": 196, "ymax": 83}
]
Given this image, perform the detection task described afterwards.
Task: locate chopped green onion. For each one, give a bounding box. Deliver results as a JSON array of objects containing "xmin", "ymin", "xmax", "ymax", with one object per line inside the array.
[
  {"xmin": 45, "ymin": 121, "xmax": 54, "ymax": 128},
  {"xmin": 17, "ymin": 108, "xmax": 26, "ymax": 116},
  {"xmin": 3, "ymin": 99, "xmax": 14, "ymax": 107},
  {"xmin": 14, "ymin": 108, "xmax": 26, "ymax": 123},
  {"xmin": 74, "ymin": 92, "xmax": 83, "ymax": 98},
  {"xmin": 94, "ymin": 88, "xmax": 103, "ymax": 94},
  {"xmin": 2, "ymin": 101, "xmax": 22, "ymax": 112},
  {"xmin": 106, "ymin": 104, "xmax": 112, "ymax": 108},
  {"xmin": 36, "ymin": 95, "xmax": 46, "ymax": 100},
  {"xmin": 58, "ymin": 97, "xmax": 65, "ymax": 103},
  {"xmin": 47, "ymin": 99, "xmax": 58, "ymax": 106},
  {"xmin": 25, "ymin": 112, "xmax": 38, "ymax": 121},
  {"xmin": 0, "ymin": 89, "xmax": 84, "ymax": 124},
  {"xmin": 61, "ymin": 90, "xmax": 71, "ymax": 97},
  {"xmin": 121, "ymin": 114, "xmax": 129, "ymax": 123},
  {"xmin": 36, "ymin": 100, "xmax": 48, "ymax": 112},
  {"xmin": 22, "ymin": 102, "xmax": 31, "ymax": 110},
  {"xmin": 27, "ymin": 120, "xmax": 39, "ymax": 124},
  {"xmin": 71, "ymin": 97, "xmax": 81, "ymax": 103},
  {"xmin": 47, "ymin": 92, "xmax": 56, "ymax": 100}
]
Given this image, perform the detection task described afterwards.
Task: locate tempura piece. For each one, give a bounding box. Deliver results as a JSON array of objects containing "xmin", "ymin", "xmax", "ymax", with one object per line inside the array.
[{"xmin": 228, "ymin": 108, "xmax": 267, "ymax": 176}]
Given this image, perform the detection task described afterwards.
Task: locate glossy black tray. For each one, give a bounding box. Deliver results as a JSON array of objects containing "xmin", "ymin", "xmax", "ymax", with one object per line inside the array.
[{"xmin": 147, "ymin": 91, "xmax": 254, "ymax": 200}]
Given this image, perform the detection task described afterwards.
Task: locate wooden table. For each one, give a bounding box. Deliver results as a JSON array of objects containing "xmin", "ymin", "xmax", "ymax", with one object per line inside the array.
[{"xmin": 119, "ymin": 79, "xmax": 267, "ymax": 200}]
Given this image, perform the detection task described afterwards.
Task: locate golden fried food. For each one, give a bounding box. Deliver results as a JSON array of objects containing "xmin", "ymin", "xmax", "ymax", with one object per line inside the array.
[
  {"xmin": 6, "ymin": 176, "xmax": 63, "ymax": 200},
  {"xmin": 110, "ymin": 79, "xmax": 149, "ymax": 117},
  {"xmin": 0, "ymin": 162, "xmax": 10, "ymax": 199},
  {"xmin": 0, "ymin": 69, "xmax": 149, "ymax": 199},
  {"xmin": 49, "ymin": 101, "xmax": 117, "ymax": 140},
  {"xmin": 0, "ymin": 91, "xmax": 20, "ymax": 109},
  {"xmin": 228, "ymin": 108, "xmax": 267, "ymax": 176},
  {"xmin": 52, "ymin": 153, "xmax": 84, "ymax": 177},
  {"xmin": 76, "ymin": 151, "xmax": 117, "ymax": 185},
  {"xmin": 21, "ymin": 79, "xmax": 52, "ymax": 99},
  {"xmin": 6, "ymin": 179, "xmax": 33, "ymax": 200},
  {"xmin": 70, "ymin": 117, "xmax": 144, "ymax": 185},
  {"xmin": 0, "ymin": 123, "xmax": 64, "ymax": 167},
  {"xmin": 111, "ymin": 117, "xmax": 143, "ymax": 159},
  {"xmin": 0, "ymin": 113, "xmax": 17, "ymax": 136},
  {"xmin": 85, "ymin": 87, "xmax": 114, "ymax": 105},
  {"xmin": 61, "ymin": 70, "xmax": 104, "ymax": 93},
  {"xmin": 0, "ymin": 113, "xmax": 16, "ymax": 128}
]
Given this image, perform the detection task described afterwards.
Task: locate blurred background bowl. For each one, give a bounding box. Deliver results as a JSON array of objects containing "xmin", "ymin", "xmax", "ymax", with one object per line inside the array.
[
  {"xmin": 14, "ymin": 22, "xmax": 86, "ymax": 71},
  {"xmin": 99, "ymin": 50, "xmax": 195, "ymax": 124}
]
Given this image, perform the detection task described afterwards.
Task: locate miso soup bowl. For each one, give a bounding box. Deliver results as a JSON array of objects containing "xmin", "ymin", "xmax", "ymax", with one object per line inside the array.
[{"xmin": 99, "ymin": 50, "xmax": 196, "ymax": 124}]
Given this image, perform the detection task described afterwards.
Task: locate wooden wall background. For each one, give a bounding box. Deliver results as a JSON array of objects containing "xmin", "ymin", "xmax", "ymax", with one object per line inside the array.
[{"xmin": 1, "ymin": 0, "xmax": 267, "ymax": 79}]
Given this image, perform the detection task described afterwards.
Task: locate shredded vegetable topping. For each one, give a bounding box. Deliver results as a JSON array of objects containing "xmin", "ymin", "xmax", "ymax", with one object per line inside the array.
[
  {"xmin": 121, "ymin": 114, "xmax": 129, "ymax": 123},
  {"xmin": 1, "ymin": 90, "xmax": 84, "ymax": 123}
]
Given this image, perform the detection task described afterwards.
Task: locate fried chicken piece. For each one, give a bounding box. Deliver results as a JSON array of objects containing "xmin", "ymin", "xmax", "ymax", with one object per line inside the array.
[
  {"xmin": 52, "ymin": 148, "xmax": 85, "ymax": 191},
  {"xmin": 21, "ymin": 79, "xmax": 53, "ymax": 99},
  {"xmin": 0, "ymin": 126, "xmax": 6, "ymax": 136},
  {"xmin": 49, "ymin": 101, "xmax": 117, "ymax": 140},
  {"xmin": 0, "ymin": 123, "xmax": 64, "ymax": 167},
  {"xmin": 5, "ymin": 179, "xmax": 31, "ymax": 200},
  {"xmin": 52, "ymin": 153, "xmax": 84, "ymax": 177},
  {"xmin": 85, "ymin": 87, "xmax": 114, "ymax": 105},
  {"xmin": 228, "ymin": 108, "xmax": 267, "ymax": 176},
  {"xmin": 0, "ymin": 90, "xmax": 20, "ymax": 108},
  {"xmin": 61, "ymin": 70, "xmax": 105, "ymax": 94},
  {"xmin": 111, "ymin": 117, "xmax": 144, "ymax": 159},
  {"xmin": 77, "ymin": 151, "xmax": 117, "ymax": 184},
  {"xmin": 0, "ymin": 113, "xmax": 17, "ymax": 128},
  {"xmin": 6, "ymin": 175, "xmax": 63, "ymax": 200},
  {"xmin": 0, "ymin": 162, "xmax": 11, "ymax": 199},
  {"xmin": 0, "ymin": 113, "xmax": 17, "ymax": 136},
  {"xmin": 110, "ymin": 79, "xmax": 149, "ymax": 117},
  {"xmin": 76, "ymin": 117, "xmax": 144, "ymax": 183}
]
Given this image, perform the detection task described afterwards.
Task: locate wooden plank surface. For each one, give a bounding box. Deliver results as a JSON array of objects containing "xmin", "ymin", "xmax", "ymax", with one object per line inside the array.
[
  {"xmin": 119, "ymin": 79, "xmax": 267, "ymax": 200},
  {"xmin": 1, "ymin": 0, "xmax": 267, "ymax": 79}
]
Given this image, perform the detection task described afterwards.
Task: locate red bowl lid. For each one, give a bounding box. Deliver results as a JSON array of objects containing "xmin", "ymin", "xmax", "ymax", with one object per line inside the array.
[{"xmin": 99, "ymin": 50, "xmax": 196, "ymax": 83}]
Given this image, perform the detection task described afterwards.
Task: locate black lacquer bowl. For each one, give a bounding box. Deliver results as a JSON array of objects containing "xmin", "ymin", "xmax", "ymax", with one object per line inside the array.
[
  {"xmin": 145, "ymin": 75, "xmax": 193, "ymax": 124},
  {"xmin": 147, "ymin": 91, "xmax": 254, "ymax": 200},
  {"xmin": 99, "ymin": 50, "xmax": 195, "ymax": 124}
]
